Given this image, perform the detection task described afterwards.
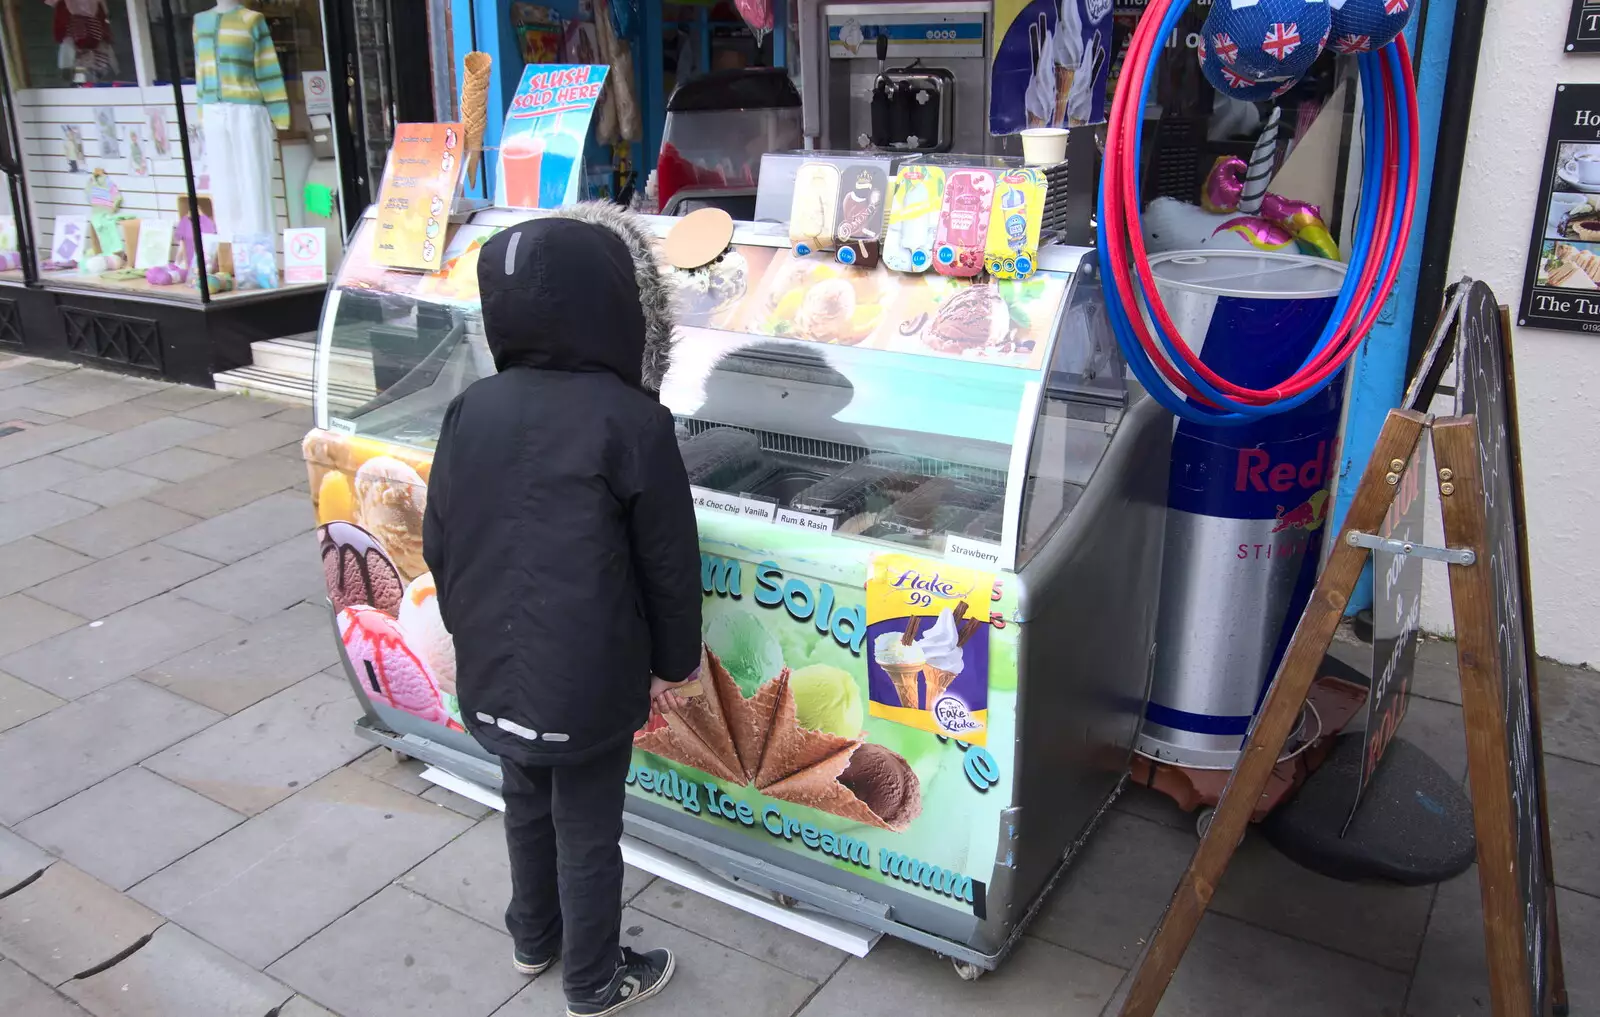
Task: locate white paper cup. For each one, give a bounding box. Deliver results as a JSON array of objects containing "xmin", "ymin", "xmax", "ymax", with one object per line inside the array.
[{"xmin": 1019, "ymin": 127, "xmax": 1069, "ymax": 165}]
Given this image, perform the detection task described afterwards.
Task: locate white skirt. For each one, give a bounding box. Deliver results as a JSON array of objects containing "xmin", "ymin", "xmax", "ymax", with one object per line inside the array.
[{"xmin": 200, "ymin": 102, "xmax": 275, "ymax": 243}]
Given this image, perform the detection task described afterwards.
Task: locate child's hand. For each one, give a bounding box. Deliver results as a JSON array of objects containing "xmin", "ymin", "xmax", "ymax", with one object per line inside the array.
[{"xmin": 649, "ymin": 675, "xmax": 679, "ymax": 707}]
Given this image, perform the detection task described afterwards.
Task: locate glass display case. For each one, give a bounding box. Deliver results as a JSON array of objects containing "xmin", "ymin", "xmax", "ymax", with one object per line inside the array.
[{"xmin": 303, "ymin": 205, "xmax": 1172, "ymax": 973}]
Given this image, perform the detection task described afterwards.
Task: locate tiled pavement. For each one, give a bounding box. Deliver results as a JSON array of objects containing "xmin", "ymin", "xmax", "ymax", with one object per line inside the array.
[{"xmin": 1, "ymin": 352, "xmax": 1597, "ymax": 1017}]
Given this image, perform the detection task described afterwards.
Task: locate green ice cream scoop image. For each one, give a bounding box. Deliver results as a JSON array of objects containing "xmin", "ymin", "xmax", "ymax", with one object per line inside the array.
[
  {"xmin": 705, "ymin": 611, "xmax": 784, "ymax": 697},
  {"xmin": 789, "ymin": 664, "xmax": 865, "ymax": 738}
]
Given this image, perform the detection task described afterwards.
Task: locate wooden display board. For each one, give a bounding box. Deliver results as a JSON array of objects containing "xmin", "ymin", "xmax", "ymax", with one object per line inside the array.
[{"xmin": 1118, "ymin": 280, "xmax": 1568, "ymax": 1017}]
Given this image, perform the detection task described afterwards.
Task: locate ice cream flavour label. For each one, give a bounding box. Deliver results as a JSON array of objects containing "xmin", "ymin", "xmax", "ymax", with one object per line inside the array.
[{"xmin": 865, "ymin": 553, "xmax": 999, "ymax": 745}]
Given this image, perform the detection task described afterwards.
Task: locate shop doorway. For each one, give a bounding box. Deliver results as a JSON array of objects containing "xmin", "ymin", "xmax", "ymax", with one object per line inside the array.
[{"xmin": 323, "ymin": 0, "xmax": 436, "ymax": 227}]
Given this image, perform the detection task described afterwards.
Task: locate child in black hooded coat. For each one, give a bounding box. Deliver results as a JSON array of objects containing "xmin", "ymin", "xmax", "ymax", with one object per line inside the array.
[{"xmin": 422, "ymin": 203, "xmax": 700, "ymax": 1017}]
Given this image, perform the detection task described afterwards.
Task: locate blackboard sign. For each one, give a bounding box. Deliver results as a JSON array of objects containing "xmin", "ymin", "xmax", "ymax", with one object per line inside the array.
[
  {"xmin": 1453, "ymin": 281, "xmax": 1555, "ymax": 1016},
  {"xmin": 1347, "ymin": 442, "xmax": 1422, "ymax": 828},
  {"xmin": 1519, "ymin": 84, "xmax": 1600, "ymax": 334},
  {"xmin": 1569, "ymin": 0, "xmax": 1600, "ymax": 52}
]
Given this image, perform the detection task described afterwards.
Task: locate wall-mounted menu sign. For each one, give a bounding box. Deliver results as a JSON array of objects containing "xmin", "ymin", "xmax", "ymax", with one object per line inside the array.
[
  {"xmin": 1568, "ymin": 0, "xmax": 1600, "ymax": 52},
  {"xmin": 1518, "ymin": 84, "xmax": 1600, "ymax": 333}
]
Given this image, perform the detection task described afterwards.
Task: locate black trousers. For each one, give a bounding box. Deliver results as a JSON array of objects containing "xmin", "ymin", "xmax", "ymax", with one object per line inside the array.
[{"xmin": 500, "ymin": 743, "xmax": 633, "ymax": 998}]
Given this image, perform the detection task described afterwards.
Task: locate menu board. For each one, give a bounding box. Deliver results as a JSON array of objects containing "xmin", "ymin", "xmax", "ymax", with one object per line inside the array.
[
  {"xmin": 373, "ymin": 123, "xmax": 465, "ymax": 271},
  {"xmin": 1519, "ymin": 84, "xmax": 1600, "ymax": 333},
  {"xmin": 670, "ymin": 245, "xmax": 1065, "ymax": 372}
]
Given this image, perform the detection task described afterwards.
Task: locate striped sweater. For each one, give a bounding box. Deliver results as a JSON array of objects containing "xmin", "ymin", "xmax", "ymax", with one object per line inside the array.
[{"xmin": 193, "ymin": 8, "xmax": 291, "ymax": 130}]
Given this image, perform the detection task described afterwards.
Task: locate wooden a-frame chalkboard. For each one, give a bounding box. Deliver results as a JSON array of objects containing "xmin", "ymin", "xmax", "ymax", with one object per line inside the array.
[{"xmin": 1116, "ymin": 280, "xmax": 1569, "ymax": 1017}]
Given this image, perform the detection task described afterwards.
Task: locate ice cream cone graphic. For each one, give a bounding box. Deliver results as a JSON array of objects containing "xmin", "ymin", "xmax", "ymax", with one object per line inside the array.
[
  {"xmin": 924, "ymin": 666, "xmax": 959, "ymax": 702},
  {"xmin": 633, "ymin": 646, "xmax": 922, "ymax": 831},
  {"xmin": 1053, "ymin": 66, "xmax": 1075, "ymax": 125},
  {"xmin": 882, "ymin": 661, "xmax": 923, "ymax": 710}
]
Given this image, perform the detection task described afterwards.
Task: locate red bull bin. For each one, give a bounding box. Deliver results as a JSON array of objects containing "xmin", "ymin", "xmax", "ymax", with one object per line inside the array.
[{"xmin": 1137, "ymin": 252, "xmax": 1348, "ymax": 769}]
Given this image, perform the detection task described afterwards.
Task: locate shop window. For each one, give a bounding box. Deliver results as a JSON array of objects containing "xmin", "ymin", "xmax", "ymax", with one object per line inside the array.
[
  {"xmin": 148, "ymin": 0, "xmax": 326, "ymax": 85},
  {"xmin": 6, "ymin": 0, "xmax": 138, "ymax": 88}
]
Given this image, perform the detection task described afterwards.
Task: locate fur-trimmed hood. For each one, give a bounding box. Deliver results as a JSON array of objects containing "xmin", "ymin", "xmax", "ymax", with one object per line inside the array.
[{"xmin": 477, "ymin": 202, "xmax": 675, "ymax": 392}]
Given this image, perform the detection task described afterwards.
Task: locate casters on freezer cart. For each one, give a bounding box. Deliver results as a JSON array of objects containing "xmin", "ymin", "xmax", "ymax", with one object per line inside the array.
[
  {"xmin": 774, "ymin": 893, "xmax": 798, "ymax": 908},
  {"xmin": 950, "ymin": 958, "xmax": 985, "ymax": 982},
  {"xmin": 390, "ymin": 748, "xmax": 412, "ymax": 764},
  {"xmin": 1195, "ymin": 806, "xmax": 1216, "ymax": 838}
]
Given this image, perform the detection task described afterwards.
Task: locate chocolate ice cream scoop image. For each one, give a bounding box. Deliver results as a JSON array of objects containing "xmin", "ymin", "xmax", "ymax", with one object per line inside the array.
[
  {"xmin": 926, "ymin": 284, "xmax": 1013, "ymax": 353},
  {"xmin": 320, "ymin": 520, "xmax": 405, "ymax": 616}
]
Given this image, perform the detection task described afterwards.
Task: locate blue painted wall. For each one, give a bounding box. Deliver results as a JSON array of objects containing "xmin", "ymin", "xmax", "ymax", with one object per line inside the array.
[{"xmin": 1328, "ymin": 0, "xmax": 1459, "ymax": 615}]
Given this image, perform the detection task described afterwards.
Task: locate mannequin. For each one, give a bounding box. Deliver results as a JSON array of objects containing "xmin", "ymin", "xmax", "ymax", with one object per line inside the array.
[{"xmin": 193, "ymin": 0, "xmax": 289, "ymax": 243}]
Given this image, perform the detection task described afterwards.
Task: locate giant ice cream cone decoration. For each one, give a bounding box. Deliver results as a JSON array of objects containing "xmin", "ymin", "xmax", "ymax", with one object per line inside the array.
[{"xmin": 462, "ymin": 52, "xmax": 492, "ymax": 188}]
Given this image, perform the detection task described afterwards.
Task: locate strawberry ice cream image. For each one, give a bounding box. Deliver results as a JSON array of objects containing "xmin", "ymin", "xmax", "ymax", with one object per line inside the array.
[{"xmin": 339, "ymin": 605, "xmax": 460, "ymax": 730}]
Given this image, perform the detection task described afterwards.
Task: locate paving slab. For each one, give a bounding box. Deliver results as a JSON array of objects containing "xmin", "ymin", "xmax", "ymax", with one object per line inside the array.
[
  {"xmin": 0, "ymin": 593, "xmax": 84, "ymax": 656},
  {"xmin": 0, "ymin": 825, "xmax": 52, "ymax": 894},
  {"xmin": 173, "ymin": 534, "xmax": 326, "ymax": 622},
  {"xmin": 63, "ymin": 922, "xmax": 293, "ymax": 1017},
  {"xmin": 145, "ymin": 673, "xmax": 370, "ymax": 815},
  {"xmin": 0, "ymin": 669, "xmax": 64, "ymax": 731},
  {"xmin": 632, "ymin": 878, "xmax": 848, "ymax": 983},
  {"xmin": 49, "ymin": 468, "xmax": 172, "ymax": 507},
  {"xmin": 1404, "ymin": 868, "xmax": 1491, "ymax": 1017},
  {"xmin": 57, "ymin": 417, "xmax": 223, "ymax": 470},
  {"xmin": 159, "ymin": 490, "xmax": 315, "ymax": 564},
  {"xmin": 0, "ymin": 862, "xmax": 161, "ymax": 985},
  {"xmin": 5, "ymin": 384, "xmax": 144, "ymax": 420},
  {"xmin": 1028, "ymin": 810, "xmax": 1196, "ymax": 969},
  {"xmin": 17, "ymin": 766, "xmax": 243, "ymax": 891},
  {"xmin": 37, "ymin": 499, "xmax": 200, "ymax": 559},
  {"xmin": 1537, "ymin": 661, "xmax": 1600, "ymax": 768},
  {"xmin": 24, "ymin": 542, "xmax": 222, "ymax": 621},
  {"xmin": 0, "ymin": 959, "xmax": 92, "ymax": 1017},
  {"xmin": 0, "ymin": 537, "xmax": 93, "ymax": 598},
  {"xmin": 269, "ymin": 886, "xmax": 526, "ymax": 1017},
  {"xmin": 1410, "ymin": 637, "xmax": 1464, "ymax": 706},
  {"xmin": 420, "ymin": 784, "xmax": 497, "ymax": 820},
  {"xmin": 25, "ymin": 368, "xmax": 163, "ymax": 398},
  {"xmin": 265, "ymin": 404, "xmax": 313, "ymax": 426},
  {"xmin": 0, "ymin": 453, "xmax": 98, "ymax": 500},
  {"xmin": 177, "ymin": 394, "xmax": 285, "ymax": 427},
  {"xmin": 182, "ymin": 419, "xmax": 309, "ymax": 460},
  {"xmin": 0, "ymin": 678, "xmax": 221, "ymax": 824},
  {"xmin": 3, "ymin": 591, "xmax": 243, "ymax": 700},
  {"xmin": 4, "ymin": 405, "xmax": 69, "ymax": 425},
  {"xmin": 139, "ymin": 601, "xmax": 339, "ymax": 714},
  {"xmin": 128, "ymin": 386, "xmax": 229, "ymax": 413},
  {"xmin": 0, "ymin": 357, "xmax": 77, "ymax": 388},
  {"xmin": 1209, "ymin": 829, "xmax": 1436, "ymax": 972},
  {"xmin": 0, "ymin": 489, "xmax": 99, "ymax": 542},
  {"xmin": 1105, "ymin": 912, "xmax": 1409, "ymax": 1017},
  {"xmin": 144, "ymin": 453, "xmax": 307, "ymax": 518},
  {"xmin": 1400, "ymin": 697, "xmax": 1469, "ymax": 784},
  {"xmin": 497, "ymin": 906, "xmax": 819, "ymax": 1017},
  {"xmin": 1545, "ymin": 752, "xmax": 1600, "ymax": 898},
  {"xmin": 0, "ymin": 422, "xmax": 105, "ymax": 469},
  {"xmin": 129, "ymin": 767, "xmax": 472, "ymax": 969},
  {"xmin": 398, "ymin": 816, "xmax": 514, "ymax": 930},
  {"xmin": 65, "ymin": 401, "xmax": 171, "ymax": 434},
  {"xmin": 808, "ymin": 935, "xmax": 1120, "ymax": 1017},
  {"xmin": 275, "ymin": 995, "xmax": 340, "ymax": 1017},
  {"xmin": 399, "ymin": 813, "xmax": 652, "ymax": 934},
  {"xmin": 349, "ymin": 747, "xmax": 433, "ymax": 794},
  {"xmin": 124, "ymin": 446, "xmax": 233, "ymax": 483}
]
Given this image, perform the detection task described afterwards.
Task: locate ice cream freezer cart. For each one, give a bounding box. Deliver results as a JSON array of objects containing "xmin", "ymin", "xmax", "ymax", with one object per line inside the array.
[{"xmin": 300, "ymin": 206, "xmax": 1172, "ymax": 974}]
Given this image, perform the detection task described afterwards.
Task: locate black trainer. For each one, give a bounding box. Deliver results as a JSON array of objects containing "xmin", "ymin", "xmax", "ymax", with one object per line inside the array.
[
  {"xmin": 512, "ymin": 944, "xmax": 558, "ymax": 976},
  {"xmin": 565, "ymin": 946, "xmax": 675, "ymax": 1017}
]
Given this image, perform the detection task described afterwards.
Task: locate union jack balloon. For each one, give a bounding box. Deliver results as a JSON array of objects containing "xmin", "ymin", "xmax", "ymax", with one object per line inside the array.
[
  {"xmin": 1199, "ymin": 0, "xmax": 1331, "ymax": 88},
  {"xmin": 1328, "ymin": 0, "xmax": 1413, "ymax": 54}
]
